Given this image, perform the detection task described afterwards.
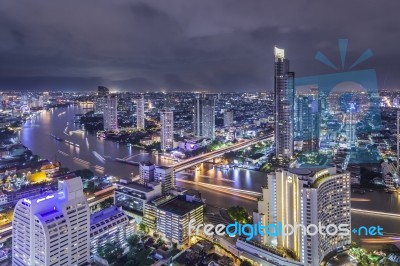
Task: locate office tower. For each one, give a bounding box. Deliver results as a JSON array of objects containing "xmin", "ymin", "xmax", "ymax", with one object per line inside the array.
[
  {"xmin": 143, "ymin": 194, "xmax": 204, "ymax": 246},
  {"xmin": 345, "ymin": 102, "xmax": 357, "ymax": 148},
  {"xmin": 295, "ymin": 87, "xmax": 320, "ymax": 152},
  {"xmin": 12, "ymin": 176, "xmax": 90, "ymax": 266},
  {"xmin": 223, "ymin": 110, "xmax": 234, "ymax": 127},
  {"xmin": 193, "ymin": 94, "xmax": 216, "ymax": 139},
  {"xmin": 245, "ymin": 167, "xmax": 351, "ymax": 266},
  {"xmin": 398, "ymin": 110, "xmax": 400, "ymax": 175},
  {"xmin": 103, "ymin": 94, "xmax": 118, "ymax": 131},
  {"xmin": 154, "ymin": 166, "xmax": 175, "ymax": 193},
  {"xmin": 136, "ymin": 95, "xmax": 145, "ymax": 130},
  {"xmin": 139, "ymin": 161, "xmax": 155, "ymax": 185},
  {"xmin": 274, "ymin": 47, "xmax": 295, "ymax": 159},
  {"xmin": 90, "ymin": 206, "xmax": 135, "ymax": 255},
  {"xmin": 96, "ymin": 86, "xmax": 110, "ymax": 113},
  {"xmin": 160, "ymin": 108, "xmax": 174, "ymax": 150}
]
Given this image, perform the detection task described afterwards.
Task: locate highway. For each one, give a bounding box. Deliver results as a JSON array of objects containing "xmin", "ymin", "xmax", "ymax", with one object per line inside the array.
[{"xmin": 172, "ymin": 134, "xmax": 273, "ymax": 172}]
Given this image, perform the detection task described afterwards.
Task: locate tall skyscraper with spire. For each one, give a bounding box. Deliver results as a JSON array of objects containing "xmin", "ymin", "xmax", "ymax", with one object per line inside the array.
[{"xmin": 274, "ymin": 47, "xmax": 295, "ymax": 159}]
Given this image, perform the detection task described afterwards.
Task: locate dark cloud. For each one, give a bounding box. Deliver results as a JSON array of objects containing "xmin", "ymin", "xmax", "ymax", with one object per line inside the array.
[{"xmin": 0, "ymin": 0, "xmax": 399, "ymax": 91}]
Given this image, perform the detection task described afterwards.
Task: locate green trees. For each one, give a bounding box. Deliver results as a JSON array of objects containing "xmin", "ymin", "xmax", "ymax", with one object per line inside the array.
[
  {"xmin": 240, "ymin": 260, "xmax": 252, "ymax": 266},
  {"xmin": 97, "ymin": 242, "xmax": 124, "ymax": 264},
  {"xmin": 99, "ymin": 197, "xmax": 114, "ymax": 210},
  {"xmin": 227, "ymin": 206, "xmax": 251, "ymax": 224}
]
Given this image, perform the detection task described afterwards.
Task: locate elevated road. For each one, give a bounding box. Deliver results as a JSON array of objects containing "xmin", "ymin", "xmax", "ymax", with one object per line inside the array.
[{"xmin": 172, "ymin": 134, "xmax": 273, "ymax": 172}]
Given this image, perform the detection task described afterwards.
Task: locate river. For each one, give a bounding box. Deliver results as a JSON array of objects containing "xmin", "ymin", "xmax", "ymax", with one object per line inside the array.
[{"xmin": 18, "ymin": 105, "xmax": 400, "ymax": 249}]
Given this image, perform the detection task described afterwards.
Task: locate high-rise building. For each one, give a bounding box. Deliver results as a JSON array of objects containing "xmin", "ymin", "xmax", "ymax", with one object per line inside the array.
[
  {"xmin": 223, "ymin": 110, "xmax": 234, "ymax": 127},
  {"xmin": 243, "ymin": 167, "xmax": 351, "ymax": 266},
  {"xmin": 96, "ymin": 86, "xmax": 110, "ymax": 113},
  {"xmin": 345, "ymin": 103, "xmax": 357, "ymax": 148},
  {"xmin": 154, "ymin": 166, "xmax": 175, "ymax": 193},
  {"xmin": 160, "ymin": 108, "xmax": 174, "ymax": 150},
  {"xmin": 193, "ymin": 94, "xmax": 216, "ymax": 139},
  {"xmin": 139, "ymin": 161, "xmax": 155, "ymax": 185},
  {"xmin": 294, "ymin": 87, "xmax": 320, "ymax": 152},
  {"xmin": 397, "ymin": 110, "xmax": 400, "ymax": 175},
  {"xmin": 143, "ymin": 194, "xmax": 204, "ymax": 246},
  {"xmin": 90, "ymin": 206, "xmax": 135, "ymax": 255},
  {"xmin": 12, "ymin": 176, "xmax": 90, "ymax": 266},
  {"xmin": 103, "ymin": 94, "xmax": 118, "ymax": 131},
  {"xmin": 136, "ymin": 95, "xmax": 145, "ymax": 130},
  {"xmin": 274, "ymin": 47, "xmax": 295, "ymax": 159}
]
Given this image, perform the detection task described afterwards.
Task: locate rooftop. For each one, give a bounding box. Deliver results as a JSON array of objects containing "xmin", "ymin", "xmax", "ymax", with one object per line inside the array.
[
  {"xmin": 158, "ymin": 196, "xmax": 204, "ymax": 216},
  {"xmin": 116, "ymin": 181, "xmax": 153, "ymax": 193},
  {"xmin": 90, "ymin": 205, "xmax": 124, "ymax": 225}
]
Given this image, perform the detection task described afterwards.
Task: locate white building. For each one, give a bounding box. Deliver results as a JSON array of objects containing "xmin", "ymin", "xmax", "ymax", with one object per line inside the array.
[
  {"xmin": 103, "ymin": 94, "xmax": 118, "ymax": 132},
  {"xmin": 154, "ymin": 166, "xmax": 175, "ymax": 193},
  {"xmin": 143, "ymin": 194, "xmax": 204, "ymax": 246},
  {"xmin": 136, "ymin": 95, "xmax": 145, "ymax": 130},
  {"xmin": 160, "ymin": 108, "xmax": 174, "ymax": 150},
  {"xmin": 139, "ymin": 161, "xmax": 155, "ymax": 185},
  {"xmin": 247, "ymin": 167, "xmax": 351, "ymax": 266},
  {"xmin": 12, "ymin": 176, "xmax": 90, "ymax": 266},
  {"xmin": 90, "ymin": 205, "xmax": 135, "ymax": 255}
]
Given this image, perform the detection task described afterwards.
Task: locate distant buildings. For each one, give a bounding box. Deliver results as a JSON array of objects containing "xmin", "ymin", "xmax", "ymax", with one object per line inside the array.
[
  {"xmin": 103, "ymin": 94, "xmax": 118, "ymax": 132},
  {"xmin": 193, "ymin": 94, "xmax": 216, "ymax": 139},
  {"xmin": 223, "ymin": 110, "xmax": 234, "ymax": 127},
  {"xmin": 136, "ymin": 95, "xmax": 145, "ymax": 130},
  {"xmin": 274, "ymin": 47, "xmax": 295, "ymax": 159},
  {"xmin": 12, "ymin": 176, "xmax": 90, "ymax": 266},
  {"xmin": 90, "ymin": 205, "xmax": 135, "ymax": 255},
  {"xmin": 294, "ymin": 86, "xmax": 320, "ymax": 152},
  {"xmin": 245, "ymin": 167, "xmax": 351, "ymax": 266},
  {"xmin": 160, "ymin": 108, "xmax": 174, "ymax": 150},
  {"xmin": 143, "ymin": 194, "xmax": 204, "ymax": 246}
]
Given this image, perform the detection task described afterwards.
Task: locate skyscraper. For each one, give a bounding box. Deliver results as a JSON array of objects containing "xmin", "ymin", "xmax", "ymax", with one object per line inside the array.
[
  {"xmin": 223, "ymin": 110, "xmax": 234, "ymax": 127},
  {"xmin": 12, "ymin": 176, "xmax": 90, "ymax": 266},
  {"xmin": 136, "ymin": 95, "xmax": 145, "ymax": 130},
  {"xmin": 193, "ymin": 94, "xmax": 216, "ymax": 139},
  {"xmin": 294, "ymin": 86, "xmax": 320, "ymax": 152},
  {"xmin": 95, "ymin": 86, "xmax": 110, "ymax": 113},
  {"xmin": 245, "ymin": 167, "xmax": 351, "ymax": 266},
  {"xmin": 103, "ymin": 94, "xmax": 118, "ymax": 131},
  {"xmin": 274, "ymin": 47, "xmax": 295, "ymax": 159},
  {"xmin": 160, "ymin": 108, "xmax": 174, "ymax": 150}
]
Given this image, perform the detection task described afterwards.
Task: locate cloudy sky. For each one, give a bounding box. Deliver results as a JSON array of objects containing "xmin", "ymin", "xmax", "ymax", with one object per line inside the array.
[{"xmin": 0, "ymin": 0, "xmax": 399, "ymax": 91}]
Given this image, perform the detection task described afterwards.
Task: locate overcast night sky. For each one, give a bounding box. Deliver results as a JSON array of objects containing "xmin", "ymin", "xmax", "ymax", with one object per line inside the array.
[{"xmin": 0, "ymin": 0, "xmax": 399, "ymax": 91}]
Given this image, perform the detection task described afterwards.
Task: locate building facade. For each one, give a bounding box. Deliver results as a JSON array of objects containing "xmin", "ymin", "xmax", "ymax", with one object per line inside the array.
[
  {"xmin": 274, "ymin": 47, "xmax": 295, "ymax": 159},
  {"xmin": 12, "ymin": 176, "xmax": 90, "ymax": 266},
  {"xmin": 143, "ymin": 194, "xmax": 204, "ymax": 246},
  {"xmin": 95, "ymin": 86, "xmax": 109, "ymax": 114},
  {"xmin": 154, "ymin": 166, "xmax": 175, "ymax": 194},
  {"xmin": 136, "ymin": 95, "xmax": 145, "ymax": 130},
  {"xmin": 90, "ymin": 206, "xmax": 135, "ymax": 255},
  {"xmin": 193, "ymin": 94, "xmax": 216, "ymax": 139},
  {"xmin": 103, "ymin": 94, "xmax": 118, "ymax": 132},
  {"xmin": 139, "ymin": 161, "xmax": 155, "ymax": 185},
  {"xmin": 223, "ymin": 110, "xmax": 234, "ymax": 127},
  {"xmin": 251, "ymin": 167, "xmax": 351, "ymax": 266},
  {"xmin": 160, "ymin": 108, "xmax": 174, "ymax": 150},
  {"xmin": 294, "ymin": 87, "xmax": 320, "ymax": 152}
]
